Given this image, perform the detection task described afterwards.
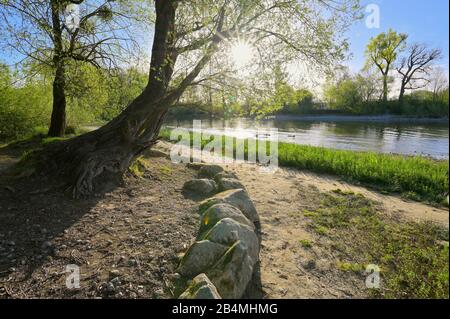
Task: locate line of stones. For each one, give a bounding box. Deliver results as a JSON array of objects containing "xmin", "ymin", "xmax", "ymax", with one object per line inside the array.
[{"xmin": 177, "ymin": 164, "xmax": 261, "ymax": 299}]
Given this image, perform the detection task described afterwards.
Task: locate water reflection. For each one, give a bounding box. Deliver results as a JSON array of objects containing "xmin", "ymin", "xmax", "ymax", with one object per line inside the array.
[{"xmin": 165, "ymin": 118, "xmax": 449, "ymax": 159}]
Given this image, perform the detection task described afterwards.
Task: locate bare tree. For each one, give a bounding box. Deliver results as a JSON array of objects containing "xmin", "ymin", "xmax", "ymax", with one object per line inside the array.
[
  {"xmin": 0, "ymin": 0, "xmax": 143, "ymax": 136},
  {"xmin": 396, "ymin": 43, "xmax": 442, "ymax": 101},
  {"xmin": 429, "ymin": 66, "xmax": 449, "ymax": 101}
]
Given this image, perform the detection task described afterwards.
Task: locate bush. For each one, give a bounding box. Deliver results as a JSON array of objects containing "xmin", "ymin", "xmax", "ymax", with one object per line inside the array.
[
  {"xmin": 0, "ymin": 63, "xmax": 148, "ymax": 142},
  {"xmin": 0, "ymin": 84, "xmax": 52, "ymax": 141}
]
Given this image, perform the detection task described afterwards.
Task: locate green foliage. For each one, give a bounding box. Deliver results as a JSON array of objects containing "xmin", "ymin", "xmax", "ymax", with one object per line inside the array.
[
  {"xmin": 100, "ymin": 67, "xmax": 147, "ymax": 121},
  {"xmin": 0, "ymin": 65, "xmax": 53, "ymax": 141},
  {"xmin": 280, "ymin": 89, "xmax": 316, "ymax": 114},
  {"xmin": 360, "ymin": 94, "xmax": 449, "ymax": 117},
  {"xmin": 299, "ymin": 239, "xmax": 313, "ymax": 249},
  {"xmin": 399, "ymin": 90, "xmax": 449, "ymax": 117},
  {"xmin": 322, "ymin": 72, "xmax": 449, "ymax": 116},
  {"xmin": 324, "ymin": 78, "xmax": 362, "ymax": 112},
  {"xmin": 128, "ymin": 156, "xmax": 150, "ymax": 178},
  {"xmin": 0, "ymin": 63, "xmax": 147, "ymax": 142},
  {"xmin": 365, "ymin": 29, "xmax": 408, "ymax": 72},
  {"xmin": 365, "ymin": 29, "xmax": 408, "ymax": 101},
  {"xmin": 336, "ymin": 262, "xmax": 363, "ymax": 272},
  {"xmin": 169, "ymin": 0, "xmax": 362, "ymax": 119}
]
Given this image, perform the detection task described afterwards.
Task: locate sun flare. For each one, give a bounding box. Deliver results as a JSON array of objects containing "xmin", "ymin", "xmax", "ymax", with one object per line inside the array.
[{"xmin": 230, "ymin": 41, "xmax": 255, "ymax": 68}]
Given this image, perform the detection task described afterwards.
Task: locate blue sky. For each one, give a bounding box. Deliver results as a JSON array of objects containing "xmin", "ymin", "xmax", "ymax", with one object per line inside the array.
[
  {"xmin": 346, "ymin": 0, "xmax": 449, "ymax": 72},
  {"xmin": 1, "ymin": 0, "xmax": 449, "ymax": 76}
]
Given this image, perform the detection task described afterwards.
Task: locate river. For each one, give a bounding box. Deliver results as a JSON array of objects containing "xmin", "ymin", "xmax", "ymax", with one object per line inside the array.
[{"xmin": 165, "ymin": 116, "xmax": 449, "ymax": 160}]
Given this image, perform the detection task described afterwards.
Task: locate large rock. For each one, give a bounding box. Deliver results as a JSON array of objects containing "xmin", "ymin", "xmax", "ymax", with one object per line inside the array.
[
  {"xmin": 183, "ymin": 179, "xmax": 217, "ymax": 196},
  {"xmin": 199, "ymin": 189, "xmax": 259, "ymax": 226},
  {"xmin": 179, "ymin": 274, "xmax": 222, "ymax": 299},
  {"xmin": 213, "ymin": 171, "xmax": 239, "ymax": 184},
  {"xmin": 207, "ymin": 242, "xmax": 255, "ymax": 299},
  {"xmin": 217, "ymin": 178, "xmax": 246, "ymax": 192},
  {"xmin": 203, "ymin": 218, "xmax": 259, "ymax": 263},
  {"xmin": 198, "ymin": 204, "xmax": 254, "ymax": 240},
  {"xmin": 178, "ymin": 240, "xmax": 228, "ymax": 278},
  {"xmin": 198, "ymin": 164, "xmax": 224, "ymax": 178}
]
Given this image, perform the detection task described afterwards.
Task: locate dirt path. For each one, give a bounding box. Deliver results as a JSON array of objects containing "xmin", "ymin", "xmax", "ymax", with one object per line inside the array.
[
  {"xmin": 0, "ymin": 149, "xmax": 19, "ymax": 173},
  {"xmin": 221, "ymin": 164, "xmax": 448, "ymax": 298},
  {"xmin": 236, "ymin": 165, "xmax": 449, "ymax": 228}
]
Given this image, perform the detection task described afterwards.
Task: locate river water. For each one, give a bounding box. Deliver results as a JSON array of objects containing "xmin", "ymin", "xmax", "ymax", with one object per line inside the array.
[{"xmin": 165, "ymin": 117, "xmax": 449, "ymax": 160}]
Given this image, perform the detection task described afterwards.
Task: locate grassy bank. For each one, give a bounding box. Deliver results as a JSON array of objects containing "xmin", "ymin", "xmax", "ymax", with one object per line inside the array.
[
  {"xmin": 160, "ymin": 129, "xmax": 449, "ymax": 205},
  {"xmin": 303, "ymin": 190, "xmax": 449, "ymax": 299}
]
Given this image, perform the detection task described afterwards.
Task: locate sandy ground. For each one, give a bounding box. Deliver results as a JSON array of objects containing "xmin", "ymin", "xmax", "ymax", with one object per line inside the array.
[{"xmin": 228, "ymin": 164, "xmax": 448, "ymax": 298}]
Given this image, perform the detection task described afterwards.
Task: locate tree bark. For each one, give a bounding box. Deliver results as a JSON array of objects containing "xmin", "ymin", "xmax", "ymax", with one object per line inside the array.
[
  {"xmin": 37, "ymin": 0, "xmax": 226, "ymax": 198},
  {"xmin": 47, "ymin": 97, "xmax": 170, "ymax": 198},
  {"xmin": 48, "ymin": 0, "xmax": 67, "ymax": 137},
  {"xmin": 398, "ymin": 84, "xmax": 406, "ymax": 102},
  {"xmin": 382, "ymin": 74, "xmax": 388, "ymax": 103}
]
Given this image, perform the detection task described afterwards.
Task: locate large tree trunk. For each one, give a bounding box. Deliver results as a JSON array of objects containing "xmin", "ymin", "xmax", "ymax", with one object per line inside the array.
[
  {"xmin": 48, "ymin": 63, "xmax": 67, "ymax": 137},
  {"xmin": 48, "ymin": 0, "xmax": 67, "ymax": 137},
  {"xmin": 47, "ymin": 97, "xmax": 169, "ymax": 198},
  {"xmin": 41, "ymin": 0, "xmax": 180, "ymax": 198},
  {"xmin": 382, "ymin": 75, "xmax": 388, "ymax": 102},
  {"xmin": 398, "ymin": 84, "xmax": 406, "ymax": 102}
]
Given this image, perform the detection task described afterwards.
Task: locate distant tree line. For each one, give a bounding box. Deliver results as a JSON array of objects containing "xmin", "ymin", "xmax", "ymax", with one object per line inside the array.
[
  {"xmin": 320, "ymin": 29, "xmax": 448, "ymax": 117},
  {"xmin": 169, "ymin": 30, "xmax": 449, "ymax": 119}
]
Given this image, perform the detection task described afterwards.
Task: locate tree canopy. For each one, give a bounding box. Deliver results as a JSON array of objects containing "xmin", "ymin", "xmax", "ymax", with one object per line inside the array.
[{"xmin": 365, "ymin": 29, "xmax": 408, "ymax": 101}]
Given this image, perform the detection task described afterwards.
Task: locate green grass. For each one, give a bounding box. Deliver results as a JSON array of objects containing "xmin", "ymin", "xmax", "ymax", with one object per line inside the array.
[
  {"xmin": 128, "ymin": 156, "xmax": 149, "ymax": 178},
  {"xmin": 160, "ymin": 128, "xmax": 449, "ymax": 205},
  {"xmin": 304, "ymin": 192, "xmax": 449, "ymax": 299},
  {"xmin": 159, "ymin": 165, "xmax": 173, "ymax": 176},
  {"xmin": 336, "ymin": 262, "xmax": 363, "ymax": 273},
  {"xmin": 299, "ymin": 239, "xmax": 313, "ymax": 249},
  {"xmin": 278, "ymin": 143, "xmax": 448, "ymax": 205}
]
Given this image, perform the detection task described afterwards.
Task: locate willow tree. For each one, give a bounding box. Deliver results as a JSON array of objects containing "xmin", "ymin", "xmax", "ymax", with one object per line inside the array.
[
  {"xmin": 0, "ymin": 0, "xmax": 144, "ymax": 137},
  {"xmin": 365, "ymin": 29, "xmax": 408, "ymax": 102},
  {"xmin": 36, "ymin": 0, "xmax": 360, "ymax": 198}
]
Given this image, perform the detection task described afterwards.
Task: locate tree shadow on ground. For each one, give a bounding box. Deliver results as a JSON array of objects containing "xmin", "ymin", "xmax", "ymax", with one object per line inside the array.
[
  {"xmin": 0, "ymin": 143, "xmax": 264, "ymax": 299},
  {"xmin": 0, "ymin": 172, "xmax": 104, "ymax": 293},
  {"xmin": 0, "ymin": 149, "xmax": 204, "ymax": 299}
]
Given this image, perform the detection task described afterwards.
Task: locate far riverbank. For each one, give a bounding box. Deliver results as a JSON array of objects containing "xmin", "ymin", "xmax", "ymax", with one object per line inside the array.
[{"xmin": 266, "ymin": 114, "xmax": 449, "ymax": 124}]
